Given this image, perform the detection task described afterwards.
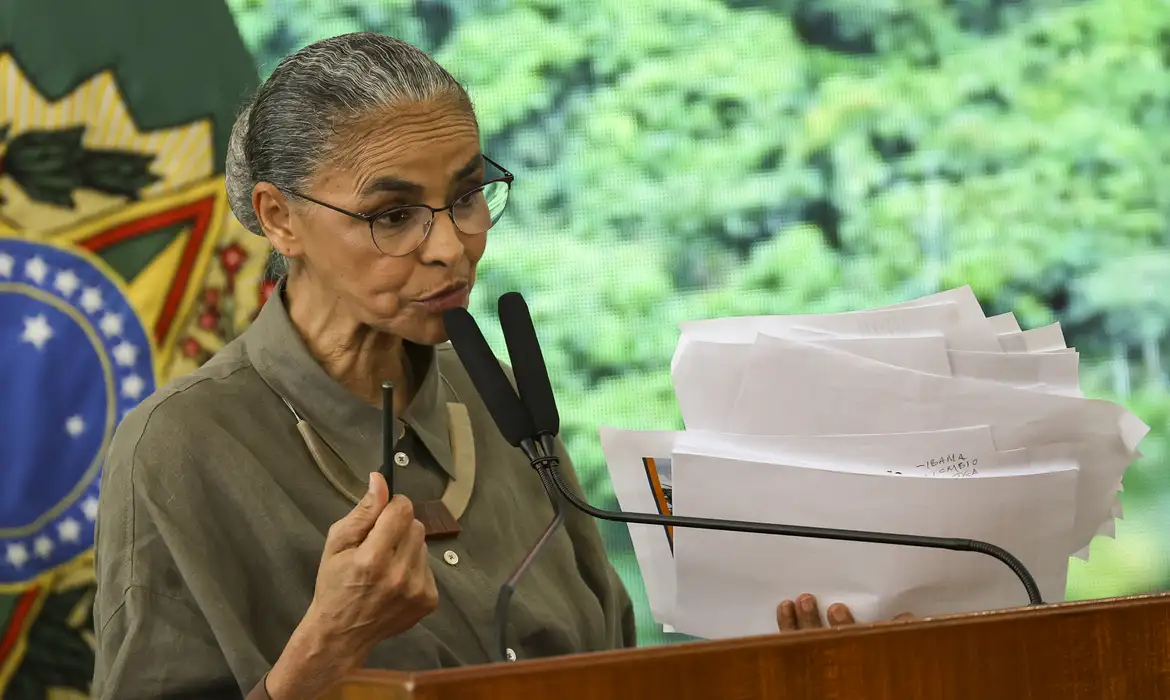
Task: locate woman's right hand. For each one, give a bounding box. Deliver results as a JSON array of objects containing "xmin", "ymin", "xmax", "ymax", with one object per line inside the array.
[
  {"xmin": 266, "ymin": 473, "xmax": 438, "ymax": 700},
  {"xmin": 310, "ymin": 471, "xmax": 439, "ymax": 649}
]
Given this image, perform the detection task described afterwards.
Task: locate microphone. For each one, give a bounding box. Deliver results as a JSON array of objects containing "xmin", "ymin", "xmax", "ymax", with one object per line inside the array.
[
  {"xmin": 443, "ymin": 306, "xmax": 564, "ymax": 662},
  {"xmin": 498, "ymin": 291, "xmax": 560, "ymax": 442},
  {"xmin": 446, "ymin": 299, "xmax": 1044, "ymax": 661},
  {"xmin": 442, "ymin": 303, "xmax": 538, "ymax": 451}
]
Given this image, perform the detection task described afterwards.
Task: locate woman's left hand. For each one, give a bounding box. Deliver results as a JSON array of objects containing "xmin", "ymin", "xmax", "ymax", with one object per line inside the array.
[{"xmin": 776, "ymin": 594, "xmax": 914, "ymax": 631}]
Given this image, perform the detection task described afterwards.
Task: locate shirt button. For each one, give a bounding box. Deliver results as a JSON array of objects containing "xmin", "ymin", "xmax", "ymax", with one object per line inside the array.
[
  {"xmin": 505, "ymin": 648, "xmax": 517, "ymax": 662},
  {"xmin": 394, "ymin": 452, "xmax": 410, "ymax": 467},
  {"xmin": 443, "ymin": 550, "xmax": 459, "ymax": 566}
]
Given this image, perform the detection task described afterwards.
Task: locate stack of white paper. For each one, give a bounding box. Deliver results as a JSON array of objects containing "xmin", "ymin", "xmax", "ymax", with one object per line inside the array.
[{"xmin": 601, "ymin": 287, "xmax": 1149, "ymax": 640}]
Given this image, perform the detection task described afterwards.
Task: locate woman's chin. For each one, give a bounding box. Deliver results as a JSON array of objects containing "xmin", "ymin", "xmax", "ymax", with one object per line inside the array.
[{"xmin": 400, "ymin": 317, "xmax": 451, "ymax": 347}]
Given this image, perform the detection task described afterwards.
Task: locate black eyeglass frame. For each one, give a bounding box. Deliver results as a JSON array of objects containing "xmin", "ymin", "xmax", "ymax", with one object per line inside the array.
[{"xmin": 277, "ymin": 155, "xmax": 514, "ymax": 257}]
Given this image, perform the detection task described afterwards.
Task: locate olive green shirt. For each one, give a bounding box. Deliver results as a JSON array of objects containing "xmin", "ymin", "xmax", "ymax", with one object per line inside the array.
[{"xmin": 91, "ymin": 290, "xmax": 635, "ymax": 699}]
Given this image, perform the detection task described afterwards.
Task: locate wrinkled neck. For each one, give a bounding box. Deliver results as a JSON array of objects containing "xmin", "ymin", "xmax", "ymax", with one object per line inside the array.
[{"xmin": 283, "ymin": 269, "xmax": 415, "ymax": 414}]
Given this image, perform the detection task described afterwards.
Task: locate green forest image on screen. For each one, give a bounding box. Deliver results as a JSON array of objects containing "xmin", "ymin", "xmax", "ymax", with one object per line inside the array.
[{"xmin": 226, "ymin": 0, "xmax": 1170, "ymax": 646}]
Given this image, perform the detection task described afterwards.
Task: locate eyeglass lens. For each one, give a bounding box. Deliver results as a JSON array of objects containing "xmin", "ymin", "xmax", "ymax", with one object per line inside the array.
[{"xmin": 370, "ymin": 180, "xmax": 510, "ymax": 256}]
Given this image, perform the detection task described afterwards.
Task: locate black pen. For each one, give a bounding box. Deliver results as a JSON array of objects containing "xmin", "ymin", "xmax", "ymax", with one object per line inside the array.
[{"xmin": 381, "ymin": 380, "xmax": 395, "ymax": 496}]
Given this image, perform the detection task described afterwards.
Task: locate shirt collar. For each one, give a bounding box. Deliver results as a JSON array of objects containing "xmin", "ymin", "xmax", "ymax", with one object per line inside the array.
[{"xmin": 245, "ymin": 282, "xmax": 456, "ymax": 478}]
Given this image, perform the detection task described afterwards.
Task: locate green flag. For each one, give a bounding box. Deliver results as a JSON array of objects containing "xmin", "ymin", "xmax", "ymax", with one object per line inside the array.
[{"xmin": 0, "ymin": 2, "xmax": 258, "ymax": 696}]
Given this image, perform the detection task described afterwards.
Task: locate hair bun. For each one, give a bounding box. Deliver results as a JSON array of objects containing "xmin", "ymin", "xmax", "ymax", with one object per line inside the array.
[{"xmin": 225, "ymin": 102, "xmax": 263, "ymax": 235}]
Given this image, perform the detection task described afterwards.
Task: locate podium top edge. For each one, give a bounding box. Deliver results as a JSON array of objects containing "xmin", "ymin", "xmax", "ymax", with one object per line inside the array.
[{"xmin": 339, "ymin": 592, "xmax": 1170, "ymax": 689}]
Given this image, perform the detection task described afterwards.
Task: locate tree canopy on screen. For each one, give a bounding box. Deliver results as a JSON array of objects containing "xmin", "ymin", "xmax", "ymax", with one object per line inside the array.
[{"xmin": 228, "ymin": 0, "xmax": 1170, "ymax": 644}]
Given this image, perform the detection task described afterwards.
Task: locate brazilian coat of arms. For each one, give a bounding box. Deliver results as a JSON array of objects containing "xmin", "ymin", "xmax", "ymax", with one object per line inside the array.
[{"xmin": 0, "ymin": 3, "xmax": 262, "ymax": 695}]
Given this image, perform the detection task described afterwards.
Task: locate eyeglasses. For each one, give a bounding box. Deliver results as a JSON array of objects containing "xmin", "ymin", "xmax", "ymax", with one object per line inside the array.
[{"xmin": 279, "ymin": 156, "xmax": 514, "ymax": 257}]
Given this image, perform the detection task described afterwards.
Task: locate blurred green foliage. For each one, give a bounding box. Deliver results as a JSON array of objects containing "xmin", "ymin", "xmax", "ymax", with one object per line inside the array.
[{"xmin": 227, "ymin": 0, "xmax": 1170, "ymax": 645}]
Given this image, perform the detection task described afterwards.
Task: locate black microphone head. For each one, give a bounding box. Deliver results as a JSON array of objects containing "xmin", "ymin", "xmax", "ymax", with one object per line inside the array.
[
  {"xmin": 497, "ymin": 291, "xmax": 560, "ymax": 436},
  {"xmin": 442, "ymin": 307, "xmax": 535, "ymax": 447}
]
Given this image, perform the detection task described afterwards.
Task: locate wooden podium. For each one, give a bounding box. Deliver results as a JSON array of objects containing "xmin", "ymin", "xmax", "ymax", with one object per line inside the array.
[{"xmin": 324, "ymin": 593, "xmax": 1170, "ymax": 700}]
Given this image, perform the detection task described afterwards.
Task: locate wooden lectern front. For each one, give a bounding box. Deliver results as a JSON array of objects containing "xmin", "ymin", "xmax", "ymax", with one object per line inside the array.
[{"xmin": 324, "ymin": 593, "xmax": 1170, "ymax": 700}]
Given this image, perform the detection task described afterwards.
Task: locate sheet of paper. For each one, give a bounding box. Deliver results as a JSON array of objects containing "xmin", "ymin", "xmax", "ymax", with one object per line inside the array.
[
  {"xmin": 680, "ymin": 431, "xmax": 1094, "ymax": 554},
  {"xmin": 729, "ymin": 335, "xmax": 1146, "ymax": 453},
  {"xmin": 671, "ymin": 301, "xmax": 965, "ymax": 373},
  {"xmin": 599, "ymin": 427, "xmax": 678, "ymax": 624},
  {"xmin": 803, "ymin": 336, "xmax": 953, "ymax": 376},
  {"xmin": 946, "ymin": 350, "xmax": 1081, "ymax": 396},
  {"xmin": 674, "ymin": 334, "xmax": 953, "ymax": 430},
  {"xmin": 788, "ymin": 321, "xmax": 1004, "ymax": 354},
  {"xmin": 677, "ymin": 426, "xmax": 1000, "ymax": 478},
  {"xmin": 677, "ymin": 301, "xmax": 959, "ymax": 345},
  {"xmin": 996, "ymin": 440, "xmax": 1123, "ymax": 554},
  {"xmin": 992, "ymin": 411, "xmax": 1148, "ymax": 456},
  {"xmin": 886, "ymin": 285, "xmax": 985, "ymax": 316},
  {"xmin": 721, "ymin": 337, "xmax": 1145, "ymax": 551},
  {"xmin": 1075, "ymin": 482, "xmax": 1125, "ymax": 560},
  {"xmin": 790, "ymin": 339, "xmax": 1081, "ymax": 393},
  {"xmin": 669, "ymin": 444, "xmax": 1079, "ymax": 640},
  {"xmin": 671, "ymin": 340, "xmax": 751, "ymax": 431},
  {"xmin": 988, "ymin": 312, "xmax": 1021, "ymax": 333},
  {"xmin": 642, "ymin": 285, "xmax": 1140, "ymax": 639},
  {"xmin": 998, "ymin": 323, "xmax": 1066, "ymax": 353},
  {"xmin": 672, "ymin": 290, "xmax": 1025, "ymax": 429}
]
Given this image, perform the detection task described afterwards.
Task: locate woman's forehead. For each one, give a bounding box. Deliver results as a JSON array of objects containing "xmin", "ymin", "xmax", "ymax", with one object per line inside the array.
[{"xmin": 326, "ymin": 100, "xmax": 481, "ymax": 190}]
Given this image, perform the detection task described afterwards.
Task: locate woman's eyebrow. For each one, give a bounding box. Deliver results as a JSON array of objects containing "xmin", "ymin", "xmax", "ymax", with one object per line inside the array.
[
  {"xmin": 451, "ymin": 154, "xmax": 485, "ymax": 183},
  {"xmin": 446, "ymin": 155, "xmax": 486, "ymax": 198},
  {"xmin": 360, "ymin": 155, "xmax": 483, "ymax": 200},
  {"xmin": 360, "ymin": 176, "xmax": 422, "ymax": 199}
]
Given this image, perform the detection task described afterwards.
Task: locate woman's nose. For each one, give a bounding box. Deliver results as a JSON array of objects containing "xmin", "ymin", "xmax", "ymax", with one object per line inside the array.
[{"xmin": 417, "ymin": 211, "xmax": 465, "ymax": 266}]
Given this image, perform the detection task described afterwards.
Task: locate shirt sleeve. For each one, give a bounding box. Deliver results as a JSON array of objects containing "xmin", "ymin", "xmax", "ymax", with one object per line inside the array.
[
  {"xmin": 92, "ymin": 396, "xmax": 273, "ymax": 699},
  {"xmin": 93, "ymin": 585, "xmax": 254, "ymax": 700}
]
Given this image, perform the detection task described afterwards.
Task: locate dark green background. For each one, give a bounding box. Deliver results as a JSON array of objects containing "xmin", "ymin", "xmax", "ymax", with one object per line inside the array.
[
  {"xmin": 1, "ymin": 0, "xmax": 256, "ymax": 165},
  {"xmin": 225, "ymin": 0, "xmax": 1170, "ymax": 646}
]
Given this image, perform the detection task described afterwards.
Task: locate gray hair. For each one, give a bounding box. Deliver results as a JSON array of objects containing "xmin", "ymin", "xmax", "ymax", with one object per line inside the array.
[{"xmin": 224, "ymin": 33, "xmax": 473, "ymax": 273}]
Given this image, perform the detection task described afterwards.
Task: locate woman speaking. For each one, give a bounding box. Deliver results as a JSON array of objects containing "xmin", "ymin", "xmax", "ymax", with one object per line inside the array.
[{"xmin": 91, "ymin": 32, "xmax": 854, "ymax": 700}]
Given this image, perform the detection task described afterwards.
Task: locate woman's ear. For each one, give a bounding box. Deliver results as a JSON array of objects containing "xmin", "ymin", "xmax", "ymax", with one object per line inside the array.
[{"xmin": 253, "ymin": 182, "xmax": 304, "ymax": 258}]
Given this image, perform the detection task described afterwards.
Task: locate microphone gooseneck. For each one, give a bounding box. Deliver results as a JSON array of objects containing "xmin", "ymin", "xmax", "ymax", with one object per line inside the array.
[
  {"xmin": 492, "ymin": 466, "xmax": 565, "ymax": 663},
  {"xmin": 530, "ymin": 453, "xmax": 1043, "ymax": 605}
]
